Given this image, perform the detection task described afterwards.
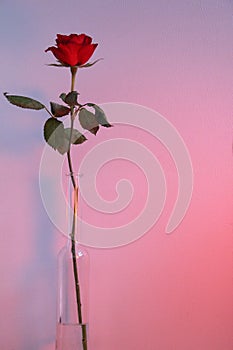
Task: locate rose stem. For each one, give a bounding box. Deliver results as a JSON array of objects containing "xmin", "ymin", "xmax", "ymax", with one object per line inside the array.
[{"xmin": 66, "ymin": 66, "xmax": 88, "ymax": 350}]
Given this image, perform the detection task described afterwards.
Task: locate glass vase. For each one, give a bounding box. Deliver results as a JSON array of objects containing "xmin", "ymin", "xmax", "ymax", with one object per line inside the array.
[{"xmin": 55, "ymin": 174, "xmax": 89, "ymax": 350}]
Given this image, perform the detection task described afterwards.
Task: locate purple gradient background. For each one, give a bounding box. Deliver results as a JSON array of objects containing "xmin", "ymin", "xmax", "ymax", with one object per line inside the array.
[{"xmin": 0, "ymin": 1, "xmax": 232, "ymax": 349}]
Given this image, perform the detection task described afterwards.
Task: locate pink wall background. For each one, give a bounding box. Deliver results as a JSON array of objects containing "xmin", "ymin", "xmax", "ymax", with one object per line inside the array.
[{"xmin": 0, "ymin": 1, "xmax": 232, "ymax": 349}]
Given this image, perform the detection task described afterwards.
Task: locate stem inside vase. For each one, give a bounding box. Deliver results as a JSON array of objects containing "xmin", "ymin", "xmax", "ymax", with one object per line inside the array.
[
  {"xmin": 56, "ymin": 173, "xmax": 89, "ymax": 350},
  {"xmin": 70, "ymin": 177, "xmax": 88, "ymax": 350}
]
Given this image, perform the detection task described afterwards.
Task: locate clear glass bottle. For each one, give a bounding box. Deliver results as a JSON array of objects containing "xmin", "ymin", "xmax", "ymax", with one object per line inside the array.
[{"xmin": 55, "ymin": 174, "xmax": 89, "ymax": 350}]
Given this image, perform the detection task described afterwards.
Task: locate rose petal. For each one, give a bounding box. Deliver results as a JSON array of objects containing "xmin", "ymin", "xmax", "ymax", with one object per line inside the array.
[
  {"xmin": 56, "ymin": 34, "xmax": 71, "ymax": 45},
  {"xmin": 83, "ymin": 35, "xmax": 93, "ymax": 45},
  {"xmin": 46, "ymin": 34, "xmax": 98, "ymax": 67},
  {"xmin": 70, "ymin": 34, "xmax": 86, "ymax": 44},
  {"xmin": 77, "ymin": 43, "xmax": 98, "ymax": 65},
  {"xmin": 45, "ymin": 45, "xmax": 73, "ymax": 66},
  {"xmin": 58, "ymin": 43, "xmax": 80, "ymax": 66}
]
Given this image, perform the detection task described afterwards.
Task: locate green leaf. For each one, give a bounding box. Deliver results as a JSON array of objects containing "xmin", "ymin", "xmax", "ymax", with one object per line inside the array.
[
  {"xmin": 43, "ymin": 118, "xmax": 69, "ymax": 154},
  {"xmin": 59, "ymin": 91, "xmax": 79, "ymax": 106},
  {"xmin": 50, "ymin": 102, "xmax": 70, "ymax": 118},
  {"xmin": 64, "ymin": 128, "xmax": 87, "ymax": 144},
  {"xmin": 79, "ymin": 108, "xmax": 99, "ymax": 135},
  {"xmin": 79, "ymin": 58, "xmax": 103, "ymax": 68},
  {"xmin": 4, "ymin": 93, "xmax": 45, "ymax": 110},
  {"xmin": 46, "ymin": 62, "xmax": 67, "ymax": 67},
  {"xmin": 47, "ymin": 64, "xmax": 63, "ymax": 67},
  {"xmin": 59, "ymin": 93, "xmax": 67, "ymax": 103},
  {"xmin": 87, "ymin": 103, "xmax": 112, "ymax": 127},
  {"xmin": 64, "ymin": 91, "xmax": 79, "ymax": 106}
]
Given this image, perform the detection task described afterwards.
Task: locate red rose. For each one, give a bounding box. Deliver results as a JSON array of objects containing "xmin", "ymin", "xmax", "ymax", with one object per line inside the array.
[{"xmin": 45, "ymin": 33, "xmax": 98, "ymax": 67}]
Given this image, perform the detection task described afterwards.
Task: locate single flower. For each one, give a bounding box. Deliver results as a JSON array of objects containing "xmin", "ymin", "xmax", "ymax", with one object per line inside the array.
[{"xmin": 45, "ymin": 33, "xmax": 98, "ymax": 67}]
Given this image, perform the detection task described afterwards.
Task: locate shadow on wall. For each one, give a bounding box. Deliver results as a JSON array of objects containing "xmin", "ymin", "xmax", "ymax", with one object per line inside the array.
[{"xmin": 16, "ymin": 174, "xmax": 57, "ymax": 350}]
